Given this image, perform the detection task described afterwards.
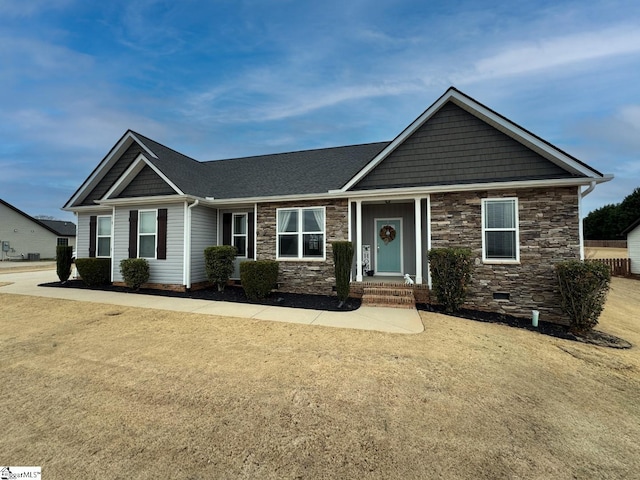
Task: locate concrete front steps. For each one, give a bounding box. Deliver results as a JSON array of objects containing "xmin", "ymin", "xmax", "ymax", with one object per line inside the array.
[{"xmin": 361, "ymin": 284, "xmax": 416, "ymax": 308}]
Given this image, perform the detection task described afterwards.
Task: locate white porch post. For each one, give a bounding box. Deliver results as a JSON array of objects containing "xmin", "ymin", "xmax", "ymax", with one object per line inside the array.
[
  {"xmin": 356, "ymin": 199, "xmax": 363, "ymax": 281},
  {"xmin": 414, "ymin": 197, "xmax": 423, "ymax": 284}
]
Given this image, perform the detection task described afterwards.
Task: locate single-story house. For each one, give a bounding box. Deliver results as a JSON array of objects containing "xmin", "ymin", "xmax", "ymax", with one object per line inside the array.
[
  {"xmin": 622, "ymin": 217, "xmax": 640, "ymax": 275},
  {"xmin": 63, "ymin": 87, "xmax": 612, "ymax": 324},
  {"xmin": 1, "ymin": 198, "xmax": 76, "ymax": 260}
]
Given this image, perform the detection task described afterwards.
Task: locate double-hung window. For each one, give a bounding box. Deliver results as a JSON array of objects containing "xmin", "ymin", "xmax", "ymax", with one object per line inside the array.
[
  {"xmin": 277, "ymin": 207, "xmax": 325, "ymax": 259},
  {"xmin": 233, "ymin": 213, "xmax": 247, "ymax": 257},
  {"xmin": 138, "ymin": 210, "xmax": 157, "ymax": 259},
  {"xmin": 97, "ymin": 215, "xmax": 112, "ymax": 257},
  {"xmin": 482, "ymin": 198, "xmax": 519, "ymax": 262}
]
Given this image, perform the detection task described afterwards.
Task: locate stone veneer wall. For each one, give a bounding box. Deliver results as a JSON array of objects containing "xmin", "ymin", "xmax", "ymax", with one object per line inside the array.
[
  {"xmin": 256, "ymin": 199, "xmax": 349, "ymax": 295},
  {"xmin": 430, "ymin": 186, "xmax": 580, "ymax": 325}
]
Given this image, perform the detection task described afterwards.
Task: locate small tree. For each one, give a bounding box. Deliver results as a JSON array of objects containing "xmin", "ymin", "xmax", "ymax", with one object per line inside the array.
[
  {"xmin": 56, "ymin": 245, "xmax": 74, "ymax": 282},
  {"xmin": 240, "ymin": 260, "xmax": 279, "ymax": 301},
  {"xmin": 556, "ymin": 260, "xmax": 611, "ymax": 333},
  {"xmin": 204, "ymin": 245, "xmax": 237, "ymax": 292},
  {"xmin": 120, "ymin": 258, "xmax": 150, "ymax": 290},
  {"xmin": 332, "ymin": 241, "xmax": 354, "ymax": 308},
  {"xmin": 427, "ymin": 247, "xmax": 474, "ymax": 313}
]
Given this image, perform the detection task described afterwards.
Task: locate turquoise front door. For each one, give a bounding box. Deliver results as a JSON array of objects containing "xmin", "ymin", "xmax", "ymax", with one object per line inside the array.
[{"xmin": 375, "ymin": 218, "xmax": 402, "ymax": 274}]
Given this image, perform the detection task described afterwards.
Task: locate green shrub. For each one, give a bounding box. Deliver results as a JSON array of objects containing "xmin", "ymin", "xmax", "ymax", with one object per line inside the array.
[
  {"xmin": 56, "ymin": 245, "xmax": 74, "ymax": 282},
  {"xmin": 75, "ymin": 258, "xmax": 111, "ymax": 286},
  {"xmin": 119, "ymin": 258, "xmax": 150, "ymax": 290},
  {"xmin": 556, "ymin": 260, "xmax": 611, "ymax": 333},
  {"xmin": 240, "ymin": 260, "xmax": 279, "ymax": 301},
  {"xmin": 427, "ymin": 247, "xmax": 474, "ymax": 313},
  {"xmin": 332, "ymin": 241, "xmax": 354, "ymax": 306},
  {"xmin": 204, "ymin": 245, "xmax": 237, "ymax": 292}
]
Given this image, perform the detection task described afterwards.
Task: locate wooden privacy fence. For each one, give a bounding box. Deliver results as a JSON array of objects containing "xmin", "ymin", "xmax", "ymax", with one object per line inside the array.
[
  {"xmin": 590, "ymin": 258, "xmax": 631, "ymax": 277},
  {"xmin": 584, "ymin": 240, "xmax": 627, "ymax": 248}
]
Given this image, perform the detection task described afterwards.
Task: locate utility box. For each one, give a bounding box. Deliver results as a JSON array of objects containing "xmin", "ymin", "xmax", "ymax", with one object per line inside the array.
[{"xmin": 1, "ymin": 241, "xmax": 9, "ymax": 252}]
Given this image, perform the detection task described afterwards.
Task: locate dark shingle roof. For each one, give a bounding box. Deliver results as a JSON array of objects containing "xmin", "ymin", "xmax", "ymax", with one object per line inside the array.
[
  {"xmin": 40, "ymin": 220, "xmax": 77, "ymax": 236},
  {"xmin": 134, "ymin": 133, "xmax": 389, "ymax": 199},
  {"xmin": 201, "ymin": 142, "xmax": 390, "ymax": 199},
  {"xmin": 132, "ymin": 132, "xmax": 213, "ymax": 197}
]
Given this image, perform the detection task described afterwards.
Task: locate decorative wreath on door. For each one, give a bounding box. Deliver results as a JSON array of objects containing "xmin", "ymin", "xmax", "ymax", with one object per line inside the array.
[{"xmin": 379, "ymin": 225, "xmax": 396, "ymax": 245}]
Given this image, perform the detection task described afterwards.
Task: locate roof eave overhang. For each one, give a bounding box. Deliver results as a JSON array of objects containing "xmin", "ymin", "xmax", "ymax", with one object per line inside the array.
[
  {"xmin": 200, "ymin": 176, "xmax": 613, "ymax": 205},
  {"xmin": 64, "ymin": 194, "xmax": 204, "ymax": 211}
]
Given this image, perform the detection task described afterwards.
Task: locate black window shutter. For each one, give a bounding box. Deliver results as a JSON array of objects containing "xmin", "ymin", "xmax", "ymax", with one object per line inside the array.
[
  {"xmin": 89, "ymin": 216, "xmax": 97, "ymax": 257},
  {"xmin": 157, "ymin": 208, "xmax": 168, "ymax": 260},
  {"xmin": 247, "ymin": 212, "xmax": 255, "ymax": 259},
  {"xmin": 222, "ymin": 213, "xmax": 232, "ymax": 245},
  {"xmin": 129, "ymin": 210, "xmax": 138, "ymax": 258}
]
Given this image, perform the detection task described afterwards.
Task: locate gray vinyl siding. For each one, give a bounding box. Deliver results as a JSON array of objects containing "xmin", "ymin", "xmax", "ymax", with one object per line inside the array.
[
  {"xmin": 0, "ymin": 203, "xmax": 75, "ymax": 260},
  {"xmin": 112, "ymin": 203, "xmax": 185, "ymax": 285},
  {"xmin": 190, "ymin": 205, "xmax": 218, "ymax": 284},
  {"xmin": 628, "ymin": 226, "xmax": 640, "ymax": 275},
  {"xmin": 353, "ymin": 102, "xmax": 573, "ymax": 190},
  {"xmin": 76, "ymin": 210, "xmax": 110, "ymax": 259},
  {"xmin": 117, "ymin": 165, "xmax": 177, "ymax": 198},
  {"xmin": 80, "ymin": 143, "xmax": 144, "ymax": 206}
]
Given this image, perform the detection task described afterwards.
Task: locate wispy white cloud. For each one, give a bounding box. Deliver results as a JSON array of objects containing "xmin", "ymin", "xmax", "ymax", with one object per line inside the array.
[{"xmin": 464, "ymin": 25, "xmax": 640, "ymax": 81}]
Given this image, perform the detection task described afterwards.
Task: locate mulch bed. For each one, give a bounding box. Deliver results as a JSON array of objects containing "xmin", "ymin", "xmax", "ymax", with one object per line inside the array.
[
  {"xmin": 417, "ymin": 303, "xmax": 632, "ymax": 349},
  {"xmin": 39, "ymin": 280, "xmax": 361, "ymax": 312},
  {"xmin": 39, "ymin": 281, "xmax": 631, "ymax": 348}
]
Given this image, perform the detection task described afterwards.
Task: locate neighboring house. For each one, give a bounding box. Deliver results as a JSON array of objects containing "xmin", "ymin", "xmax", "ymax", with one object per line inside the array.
[
  {"xmin": 622, "ymin": 217, "xmax": 640, "ymax": 275},
  {"xmin": 63, "ymin": 87, "xmax": 612, "ymax": 324},
  {"xmin": 0, "ymin": 198, "xmax": 76, "ymax": 260}
]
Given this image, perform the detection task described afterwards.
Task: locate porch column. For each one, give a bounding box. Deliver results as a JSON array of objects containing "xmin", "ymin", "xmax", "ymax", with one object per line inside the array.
[
  {"xmin": 414, "ymin": 197, "xmax": 423, "ymax": 284},
  {"xmin": 356, "ymin": 199, "xmax": 363, "ymax": 281}
]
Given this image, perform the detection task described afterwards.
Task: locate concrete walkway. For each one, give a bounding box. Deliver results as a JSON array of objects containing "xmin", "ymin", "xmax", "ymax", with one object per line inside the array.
[{"xmin": 0, "ymin": 265, "xmax": 424, "ymax": 334}]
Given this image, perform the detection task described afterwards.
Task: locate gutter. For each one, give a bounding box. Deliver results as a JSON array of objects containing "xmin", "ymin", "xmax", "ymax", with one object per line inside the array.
[{"xmin": 184, "ymin": 199, "xmax": 199, "ymax": 289}]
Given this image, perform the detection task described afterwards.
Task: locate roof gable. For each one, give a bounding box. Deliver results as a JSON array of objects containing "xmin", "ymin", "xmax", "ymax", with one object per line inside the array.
[
  {"xmin": 115, "ymin": 164, "xmax": 178, "ymax": 198},
  {"xmin": 351, "ymin": 101, "xmax": 573, "ymax": 190},
  {"xmin": 341, "ymin": 87, "xmax": 607, "ymax": 192}
]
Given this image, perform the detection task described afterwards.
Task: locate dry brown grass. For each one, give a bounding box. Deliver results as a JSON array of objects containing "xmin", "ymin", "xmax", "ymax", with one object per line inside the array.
[
  {"xmin": 1, "ymin": 278, "xmax": 639, "ymax": 479},
  {"xmin": 585, "ymin": 247, "xmax": 628, "ymax": 259}
]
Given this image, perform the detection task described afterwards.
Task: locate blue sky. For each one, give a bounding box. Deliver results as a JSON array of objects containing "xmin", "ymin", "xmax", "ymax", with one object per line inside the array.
[{"xmin": 1, "ymin": 0, "xmax": 639, "ymax": 222}]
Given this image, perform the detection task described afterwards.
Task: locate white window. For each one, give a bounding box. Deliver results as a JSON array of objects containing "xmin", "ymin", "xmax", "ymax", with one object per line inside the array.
[
  {"xmin": 97, "ymin": 215, "xmax": 112, "ymax": 257},
  {"xmin": 482, "ymin": 198, "xmax": 519, "ymax": 262},
  {"xmin": 138, "ymin": 210, "xmax": 157, "ymax": 259},
  {"xmin": 233, "ymin": 213, "xmax": 247, "ymax": 257},
  {"xmin": 277, "ymin": 207, "xmax": 325, "ymax": 259},
  {"xmin": 57, "ymin": 238, "xmax": 68, "ymax": 246}
]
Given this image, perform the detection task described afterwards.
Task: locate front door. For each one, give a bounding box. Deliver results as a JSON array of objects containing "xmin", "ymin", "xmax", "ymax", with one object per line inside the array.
[{"xmin": 375, "ymin": 218, "xmax": 402, "ymax": 275}]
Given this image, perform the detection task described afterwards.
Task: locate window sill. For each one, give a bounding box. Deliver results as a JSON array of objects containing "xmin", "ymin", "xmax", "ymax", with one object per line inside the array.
[
  {"xmin": 482, "ymin": 259, "xmax": 520, "ymax": 265},
  {"xmin": 276, "ymin": 257, "xmax": 326, "ymax": 262}
]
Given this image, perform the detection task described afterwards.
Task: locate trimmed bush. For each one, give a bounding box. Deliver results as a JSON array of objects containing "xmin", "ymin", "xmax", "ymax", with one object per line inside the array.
[
  {"xmin": 332, "ymin": 241, "xmax": 354, "ymax": 306},
  {"xmin": 240, "ymin": 260, "xmax": 279, "ymax": 301},
  {"xmin": 427, "ymin": 247, "xmax": 474, "ymax": 313},
  {"xmin": 75, "ymin": 258, "xmax": 111, "ymax": 286},
  {"xmin": 204, "ymin": 245, "xmax": 237, "ymax": 292},
  {"xmin": 56, "ymin": 245, "xmax": 74, "ymax": 282},
  {"xmin": 120, "ymin": 258, "xmax": 150, "ymax": 290},
  {"xmin": 556, "ymin": 260, "xmax": 611, "ymax": 333}
]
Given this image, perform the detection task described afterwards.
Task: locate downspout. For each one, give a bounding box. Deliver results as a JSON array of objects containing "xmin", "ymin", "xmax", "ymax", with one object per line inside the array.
[
  {"xmin": 579, "ymin": 181, "xmax": 597, "ymax": 260},
  {"xmin": 185, "ymin": 199, "xmax": 199, "ymax": 289}
]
